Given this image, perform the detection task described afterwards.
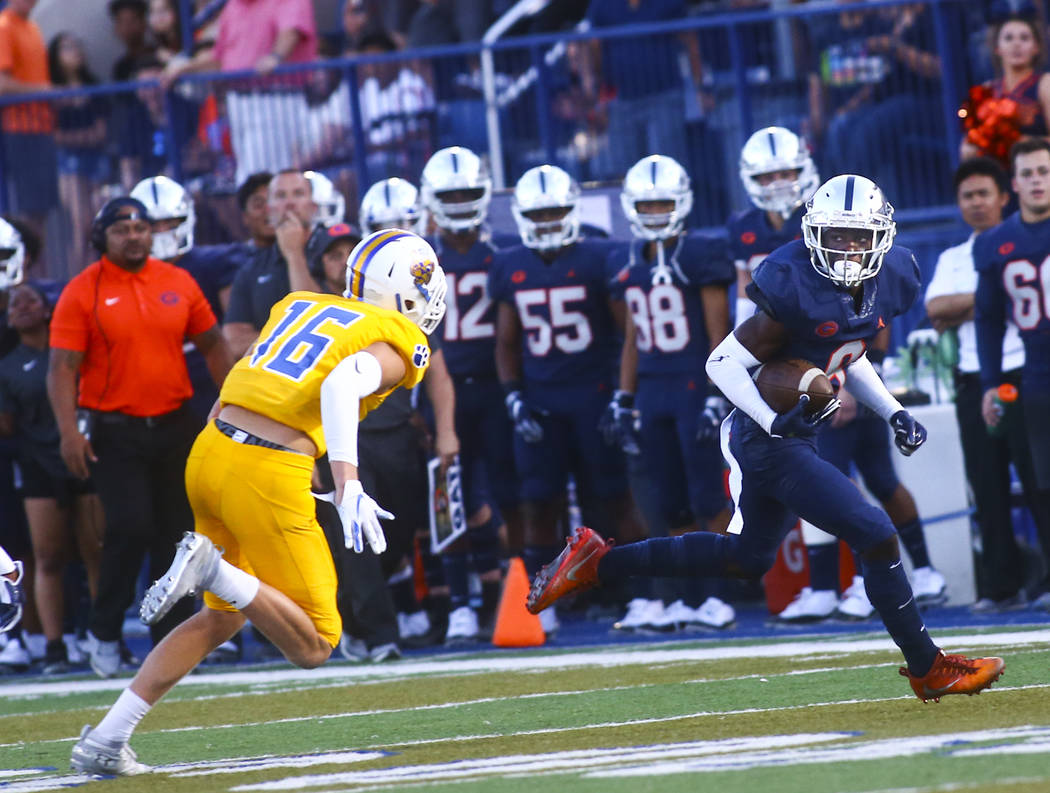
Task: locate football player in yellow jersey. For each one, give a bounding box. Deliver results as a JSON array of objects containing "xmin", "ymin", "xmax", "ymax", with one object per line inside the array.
[{"xmin": 71, "ymin": 230, "xmax": 448, "ymax": 776}]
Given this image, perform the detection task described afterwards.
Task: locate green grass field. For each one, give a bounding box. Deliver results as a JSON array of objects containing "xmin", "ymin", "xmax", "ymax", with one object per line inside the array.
[{"xmin": 1, "ymin": 626, "xmax": 1048, "ymax": 793}]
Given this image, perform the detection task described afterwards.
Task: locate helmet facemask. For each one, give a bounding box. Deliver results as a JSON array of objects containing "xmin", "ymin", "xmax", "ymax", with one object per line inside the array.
[
  {"xmin": 514, "ymin": 205, "xmax": 580, "ymax": 252},
  {"xmin": 512, "ymin": 165, "xmax": 581, "ymax": 252},
  {"xmin": 621, "ymin": 155, "xmax": 693, "ymax": 240},
  {"xmin": 150, "ymin": 215, "xmax": 194, "ymax": 260},
  {"xmin": 429, "ymin": 187, "xmax": 490, "ymax": 232},
  {"xmin": 421, "ymin": 147, "xmax": 492, "ymax": 233},
  {"xmin": 803, "ymin": 219, "xmax": 895, "ymax": 288},
  {"xmin": 739, "ymin": 127, "xmax": 820, "ymax": 218}
]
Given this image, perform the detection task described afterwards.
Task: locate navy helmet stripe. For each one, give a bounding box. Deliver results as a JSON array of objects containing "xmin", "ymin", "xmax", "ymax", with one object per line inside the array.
[
  {"xmin": 539, "ymin": 168, "xmax": 546, "ymax": 193},
  {"xmin": 451, "ymin": 151, "xmax": 459, "ymax": 173},
  {"xmin": 384, "ymin": 180, "xmax": 391, "ymax": 207},
  {"xmin": 767, "ymin": 131, "xmax": 777, "ymax": 158},
  {"xmin": 843, "ymin": 175, "xmax": 856, "ymax": 211},
  {"xmin": 650, "ymin": 158, "xmax": 658, "ymax": 185},
  {"xmin": 151, "ymin": 179, "xmax": 160, "ymax": 206}
]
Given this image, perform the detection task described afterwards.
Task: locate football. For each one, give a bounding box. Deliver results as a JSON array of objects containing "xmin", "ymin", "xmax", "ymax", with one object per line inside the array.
[{"xmin": 754, "ymin": 358, "xmax": 836, "ymax": 416}]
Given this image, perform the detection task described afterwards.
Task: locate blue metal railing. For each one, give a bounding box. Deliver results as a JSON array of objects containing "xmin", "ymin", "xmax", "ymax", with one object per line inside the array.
[{"xmin": 0, "ymin": 0, "xmax": 975, "ymax": 276}]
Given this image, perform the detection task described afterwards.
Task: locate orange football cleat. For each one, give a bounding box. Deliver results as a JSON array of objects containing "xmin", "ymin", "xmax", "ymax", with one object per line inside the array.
[
  {"xmin": 526, "ymin": 526, "xmax": 612, "ymax": 614},
  {"xmin": 900, "ymin": 651, "xmax": 1005, "ymax": 703}
]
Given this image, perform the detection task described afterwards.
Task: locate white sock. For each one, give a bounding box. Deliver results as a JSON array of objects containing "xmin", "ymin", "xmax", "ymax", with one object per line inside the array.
[
  {"xmin": 208, "ymin": 560, "xmax": 260, "ymax": 609},
  {"xmin": 94, "ymin": 689, "xmax": 151, "ymax": 746}
]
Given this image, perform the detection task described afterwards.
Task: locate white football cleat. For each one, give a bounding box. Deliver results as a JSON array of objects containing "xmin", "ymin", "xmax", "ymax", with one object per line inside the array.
[
  {"xmin": 613, "ymin": 598, "xmax": 668, "ymax": 633},
  {"xmin": 83, "ymin": 631, "xmax": 121, "ymax": 679},
  {"xmin": 777, "ymin": 588, "xmax": 837, "ymax": 622},
  {"xmin": 445, "ymin": 606, "xmax": 480, "ymax": 645},
  {"xmin": 911, "ymin": 566, "xmax": 948, "ymax": 606},
  {"xmin": 397, "ymin": 610, "xmax": 431, "ymax": 639},
  {"xmin": 70, "ymin": 724, "xmax": 152, "ymax": 776},
  {"xmin": 836, "ymin": 576, "xmax": 875, "ymax": 620},
  {"xmin": 694, "ymin": 596, "xmax": 736, "ymax": 629},
  {"xmin": 140, "ymin": 533, "xmax": 222, "ymax": 626}
]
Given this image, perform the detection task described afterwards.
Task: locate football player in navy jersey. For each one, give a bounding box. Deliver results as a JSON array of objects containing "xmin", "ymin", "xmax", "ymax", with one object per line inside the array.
[
  {"xmin": 529, "ymin": 174, "xmax": 1006, "ymax": 703},
  {"xmin": 491, "ymin": 164, "xmax": 645, "ymax": 634},
  {"xmin": 604, "ymin": 155, "xmax": 735, "ymax": 632},
  {"xmin": 130, "ymin": 176, "xmax": 251, "ymax": 424},
  {"xmin": 974, "ymin": 137, "xmax": 1050, "ymax": 610},
  {"xmin": 419, "ymin": 147, "xmax": 518, "ymax": 644},
  {"xmin": 779, "ymin": 327, "xmax": 948, "ymax": 624},
  {"xmin": 728, "ymin": 127, "xmax": 819, "ymax": 328}
]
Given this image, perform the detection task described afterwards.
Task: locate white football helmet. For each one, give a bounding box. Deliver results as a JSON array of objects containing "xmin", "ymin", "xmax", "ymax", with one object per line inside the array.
[
  {"xmin": 802, "ymin": 174, "xmax": 896, "ymax": 289},
  {"xmin": 739, "ymin": 126, "xmax": 820, "ymax": 218},
  {"xmin": 621, "ymin": 155, "xmax": 693, "ymax": 240},
  {"xmin": 360, "ymin": 178, "xmax": 424, "ymax": 235},
  {"xmin": 130, "ymin": 175, "xmax": 195, "ymax": 260},
  {"xmin": 512, "ymin": 165, "xmax": 581, "ymax": 251},
  {"xmin": 0, "ymin": 218, "xmax": 25, "ymax": 289},
  {"xmin": 420, "ymin": 146, "xmax": 492, "ymax": 232},
  {"xmin": 305, "ymin": 170, "xmax": 347, "ymax": 226},
  {"xmin": 344, "ymin": 229, "xmax": 447, "ymax": 335},
  {"xmin": 0, "ymin": 560, "xmax": 23, "ymax": 634}
]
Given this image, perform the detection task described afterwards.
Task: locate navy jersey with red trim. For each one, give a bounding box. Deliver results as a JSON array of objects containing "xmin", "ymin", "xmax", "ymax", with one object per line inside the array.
[
  {"xmin": 726, "ymin": 205, "xmax": 805, "ymax": 274},
  {"xmin": 746, "ymin": 240, "xmax": 919, "ymax": 376},
  {"xmin": 607, "ymin": 232, "xmax": 734, "ymax": 375},
  {"xmin": 489, "ymin": 238, "xmax": 620, "ymax": 386},
  {"xmin": 973, "ymin": 212, "xmax": 1050, "ymax": 391},
  {"xmin": 430, "ymin": 235, "xmax": 504, "ymax": 378}
]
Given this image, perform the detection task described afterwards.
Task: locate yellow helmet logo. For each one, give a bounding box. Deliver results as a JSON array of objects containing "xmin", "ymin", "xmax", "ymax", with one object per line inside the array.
[{"xmin": 410, "ymin": 259, "xmax": 434, "ymax": 287}]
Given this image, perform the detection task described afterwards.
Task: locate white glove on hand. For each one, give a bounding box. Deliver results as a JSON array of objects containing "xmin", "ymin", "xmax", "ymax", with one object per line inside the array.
[{"xmin": 338, "ymin": 480, "xmax": 393, "ymax": 554}]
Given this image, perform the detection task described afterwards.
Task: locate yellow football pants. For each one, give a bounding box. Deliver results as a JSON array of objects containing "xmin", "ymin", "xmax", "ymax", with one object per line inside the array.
[{"xmin": 184, "ymin": 421, "xmax": 341, "ymax": 647}]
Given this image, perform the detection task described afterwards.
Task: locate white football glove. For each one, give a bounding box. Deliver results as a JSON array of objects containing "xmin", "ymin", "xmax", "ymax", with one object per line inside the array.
[{"xmin": 336, "ymin": 480, "xmax": 393, "ymax": 554}]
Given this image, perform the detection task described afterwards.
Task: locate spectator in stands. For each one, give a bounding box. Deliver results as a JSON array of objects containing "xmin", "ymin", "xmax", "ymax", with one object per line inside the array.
[
  {"xmin": 109, "ymin": 0, "xmax": 151, "ymax": 83},
  {"xmin": 582, "ymin": 0, "xmax": 707, "ymax": 179},
  {"xmin": 223, "ymin": 169, "xmax": 321, "ymax": 357},
  {"xmin": 236, "ymin": 172, "xmax": 276, "ymax": 250},
  {"xmin": 48, "ymin": 33, "xmax": 110, "ymax": 275},
  {"xmin": 0, "ymin": 0, "xmax": 57, "ymax": 254},
  {"xmin": 407, "ymin": 0, "xmax": 494, "ymax": 46},
  {"xmin": 0, "ymin": 282, "xmax": 103, "ymax": 675},
  {"xmin": 294, "ymin": 31, "xmax": 436, "ymax": 184},
  {"xmin": 46, "ymin": 197, "xmax": 234, "ymax": 678},
  {"xmin": 926, "ymin": 156, "xmax": 1047, "ymax": 612},
  {"xmin": 960, "ymin": 10, "xmax": 1050, "ymax": 165},
  {"xmin": 160, "ymin": 0, "xmax": 318, "ymax": 184},
  {"xmin": 343, "ymin": 0, "xmax": 406, "ymax": 54},
  {"xmin": 147, "ymin": 0, "xmax": 184, "ymax": 67},
  {"xmin": 807, "ymin": 2, "xmax": 945, "ymax": 207}
]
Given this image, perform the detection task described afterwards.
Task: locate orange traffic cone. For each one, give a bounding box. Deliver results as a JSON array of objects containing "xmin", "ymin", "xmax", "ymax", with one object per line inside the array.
[{"xmin": 492, "ymin": 557, "xmax": 546, "ymax": 647}]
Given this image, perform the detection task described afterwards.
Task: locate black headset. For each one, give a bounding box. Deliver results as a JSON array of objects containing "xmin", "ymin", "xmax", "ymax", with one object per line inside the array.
[{"xmin": 90, "ymin": 197, "xmax": 151, "ymax": 255}]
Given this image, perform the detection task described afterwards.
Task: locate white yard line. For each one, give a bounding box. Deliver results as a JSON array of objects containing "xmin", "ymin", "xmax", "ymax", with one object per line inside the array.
[{"xmin": 1, "ymin": 628, "xmax": 1046, "ymax": 702}]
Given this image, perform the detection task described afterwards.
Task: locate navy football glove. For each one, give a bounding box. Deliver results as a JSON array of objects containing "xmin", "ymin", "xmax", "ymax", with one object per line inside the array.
[
  {"xmin": 504, "ymin": 390, "xmax": 545, "ymax": 443},
  {"xmin": 890, "ymin": 410, "xmax": 926, "ymax": 456},
  {"xmin": 599, "ymin": 390, "xmax": 641, "ymax": 456},
  {"xmin": 696, "ymin": 395, "xmax": 730, "ymax": 443},
  {"xmin": 770, "ymin": 394, "xmax": 841, "ymax": 439}
]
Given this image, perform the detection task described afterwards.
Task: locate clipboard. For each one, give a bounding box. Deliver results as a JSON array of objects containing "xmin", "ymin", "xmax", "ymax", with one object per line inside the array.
[{"xmin": 428, "ymin": 454, "xmax": 467, "ymax": 554}]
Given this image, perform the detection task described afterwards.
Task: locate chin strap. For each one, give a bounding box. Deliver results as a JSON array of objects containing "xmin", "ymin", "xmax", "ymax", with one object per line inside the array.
[{"xmin": 651, "ymin": 240, "xmax": 673, "ymax": 286}]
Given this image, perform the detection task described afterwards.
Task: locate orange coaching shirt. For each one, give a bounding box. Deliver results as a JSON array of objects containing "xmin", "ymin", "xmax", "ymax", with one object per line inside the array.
[{"xmin": 50, "ymin": 256, "xmax": 217, "ymax": 417}]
